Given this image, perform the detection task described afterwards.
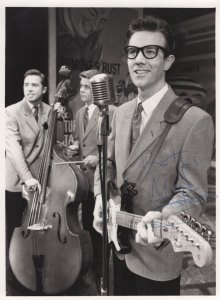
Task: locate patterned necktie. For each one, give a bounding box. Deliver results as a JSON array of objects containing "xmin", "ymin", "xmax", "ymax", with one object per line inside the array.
[
  {"xmin": 131, "ymin": 102, "xmax": 143, "ymax": 148},
  {"xmin": 33, "ymin": 105, "xmax": 39, "ymax": 122},
  {"xmin": 83, "ymin": 106, "xmax": 89, "ymax": 131}
]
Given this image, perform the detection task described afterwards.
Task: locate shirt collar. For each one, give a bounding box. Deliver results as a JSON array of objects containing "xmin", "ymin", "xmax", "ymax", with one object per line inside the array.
[
  {"xmin": 85, "ymin": 102, "xmax": 96, "ymax": 110},
  {"xmin": 138, "ymin": 83, "xmax": 168, "ymax": 114},
  {"xmin": 85, "ymin": 103, "xmax": 97, "ymax": 113},
  {"xmin": 85, "ymin": 102, "xmax": 96, "ymax": 119},
  {"xmin": 25, "ymin": 99, "xmax": 41, "ymax": 110}
]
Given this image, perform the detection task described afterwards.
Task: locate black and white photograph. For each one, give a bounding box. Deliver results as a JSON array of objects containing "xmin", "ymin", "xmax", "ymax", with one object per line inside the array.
[{"xmin": 2, "ymin": 0, "xmax": 217, "ymax": 297}]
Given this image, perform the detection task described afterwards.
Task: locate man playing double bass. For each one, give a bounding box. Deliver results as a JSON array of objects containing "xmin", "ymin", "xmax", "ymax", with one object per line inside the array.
[{"xmin": 5, "ymin": 69, "xmax": 62, "ymax": 295}]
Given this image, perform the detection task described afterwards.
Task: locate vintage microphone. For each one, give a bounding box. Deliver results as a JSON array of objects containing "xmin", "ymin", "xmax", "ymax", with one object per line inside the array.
[
  {"xmin": 90, "ymin": 73, "xmax": 117, "ymax": 295},
  {"xmin": 90, "ymin": 73, "xmax": 117, "ymax": 145},
  {"xmin": 90, "ymin": 73, "xmax": 116, "ymax": 106}
]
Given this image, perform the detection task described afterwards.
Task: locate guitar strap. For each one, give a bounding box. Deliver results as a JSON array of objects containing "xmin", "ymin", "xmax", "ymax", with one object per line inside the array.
[
  {"xmin": 126, "ymin": 96, "xmax": 194, "ymax": 191},
  {"xmin": 114, "ymin": 97, "xmax": 195, "ymax": 254}
]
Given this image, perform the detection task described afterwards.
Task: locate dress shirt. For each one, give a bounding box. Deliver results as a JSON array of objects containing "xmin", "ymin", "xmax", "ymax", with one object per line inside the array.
[
  {"xmin": 26, "ymin": 99, "xmax": 41, "ymax": 115},
  {"xmin": 138, "ymin": 83, "xmax": 168, "ymax": 133},
  {"xmin": 85, "ymin": 103, "xmax": 96, "ymax": 120}
]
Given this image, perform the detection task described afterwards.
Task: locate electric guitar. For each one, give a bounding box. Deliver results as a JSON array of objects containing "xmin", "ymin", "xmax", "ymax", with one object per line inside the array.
[{"xmin": 108, "ymin": 196, "xmax": 213, "ymax": 268}]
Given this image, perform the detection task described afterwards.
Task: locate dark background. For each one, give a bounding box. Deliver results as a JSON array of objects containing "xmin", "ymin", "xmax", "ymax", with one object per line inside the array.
[
  {"xmin": 5, "ymin": 7, "xmax": 215, "ymax": 106},
  {"xmin": 6, "ymin": 8, "xmax": 48, "ymax": 106}
]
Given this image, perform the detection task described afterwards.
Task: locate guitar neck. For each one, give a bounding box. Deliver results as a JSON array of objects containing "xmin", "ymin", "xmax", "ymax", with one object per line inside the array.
[
  {"xmin": 114, "ymin": 210, "xmax": 173, "ymax": 239},
  {"xmin": 115, "ymin": 210, "xmax": 144, "ymax": 230}
]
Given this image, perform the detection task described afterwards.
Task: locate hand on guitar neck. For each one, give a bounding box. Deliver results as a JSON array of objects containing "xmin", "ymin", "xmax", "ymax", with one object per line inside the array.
[{"xmin": 135, "ymin": 211, "xmax": 164, "ymax": 247}]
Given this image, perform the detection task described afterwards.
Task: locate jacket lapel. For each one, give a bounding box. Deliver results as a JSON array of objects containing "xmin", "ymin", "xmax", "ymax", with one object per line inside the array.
[
  {"xmin": 77, "ymin": 108, "xmax": 84, "ymax": 142},
  {"xmin": 83, "ymin": 107, "xmax": 100, "ymax": 140},
  {"xmin": 123, "ymin": 87, "xmax": 177, "ymax": 173},
  {"xmin": 120, "ymin": 99, "xmax": 137, "ymax": 160}
]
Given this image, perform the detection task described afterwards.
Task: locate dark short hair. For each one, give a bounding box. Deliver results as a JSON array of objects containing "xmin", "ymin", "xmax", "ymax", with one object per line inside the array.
[
  {"xmin": 24, "ymin": 69, "xmax": 47, "ymax": 86},
  {"xmin": 127, "ymin": 15, "xmax": 175, "ymax": 55},
  {"xmin": 79, "ymin": 69, "xmax": 101, "ymax": 80}
]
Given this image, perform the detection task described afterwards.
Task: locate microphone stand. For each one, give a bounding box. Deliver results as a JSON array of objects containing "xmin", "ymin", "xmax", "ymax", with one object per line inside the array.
[{"xmin": 97, "ymin": 105, "xmax": 110, "ymax": 296}]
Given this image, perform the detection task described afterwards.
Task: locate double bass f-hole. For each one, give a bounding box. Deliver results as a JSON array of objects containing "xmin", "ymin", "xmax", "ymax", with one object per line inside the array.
[{"xmin": 53, "ymin": 212, "xmax": 67, "ymax": 244}]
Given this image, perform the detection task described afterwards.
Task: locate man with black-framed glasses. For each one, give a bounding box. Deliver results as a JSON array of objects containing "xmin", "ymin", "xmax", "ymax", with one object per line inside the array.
[
  {"xmin": 93, "ymin": 15, "xmax": 214, "ymax": 295},
  {"xmin": 124, "ymin": 44, "xmax": 170, "ymax": 60}
]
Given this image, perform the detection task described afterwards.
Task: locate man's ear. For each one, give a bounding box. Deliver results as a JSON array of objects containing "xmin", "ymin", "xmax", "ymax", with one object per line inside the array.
[
  {"xmin": 164, "ymin": 55, "xmax": 175, "ymax": 72},
  {"xmin": 42, "ymin": 86, "xmax": 47, "ymax": 94}
]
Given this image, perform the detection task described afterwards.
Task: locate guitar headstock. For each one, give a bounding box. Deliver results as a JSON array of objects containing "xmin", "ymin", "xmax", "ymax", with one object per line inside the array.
[{"xmin": 154, "ymin": 212, "xmax": 213, "ymax": 267}]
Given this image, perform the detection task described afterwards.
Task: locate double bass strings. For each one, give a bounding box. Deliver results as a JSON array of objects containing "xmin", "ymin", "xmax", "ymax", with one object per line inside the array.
[{"xmin": 28, "ymin": 108, "xmax": 56, "ymax": 228}]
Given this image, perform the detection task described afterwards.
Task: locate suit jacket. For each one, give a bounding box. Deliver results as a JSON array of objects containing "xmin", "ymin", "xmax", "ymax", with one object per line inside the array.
[
  {"xmin": 94, "ymin": 86, "xmax": 214, "ymax": 280},
  {"xmin": 75, "ymin": 105, "xmax": 117, "ymax": 192},
  {"xmin": 5, "ymin": 98, "xmax": 52, "ymax": 192}
]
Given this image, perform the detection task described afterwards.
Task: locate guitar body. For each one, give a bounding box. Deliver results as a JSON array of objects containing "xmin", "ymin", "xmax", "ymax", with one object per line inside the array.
[
  {"xmin": 108, "ymin": 198, "xmax": 121, "ymax": 251},
  {"xmin": 108, "ymin": 184, "xmax": 131, "ymax": 254}
]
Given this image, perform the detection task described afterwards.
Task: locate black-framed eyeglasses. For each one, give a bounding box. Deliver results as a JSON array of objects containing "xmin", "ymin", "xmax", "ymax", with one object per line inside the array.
[{"xmin": 124, "ymin": 45, "xmax": 170, "ymax": 59}]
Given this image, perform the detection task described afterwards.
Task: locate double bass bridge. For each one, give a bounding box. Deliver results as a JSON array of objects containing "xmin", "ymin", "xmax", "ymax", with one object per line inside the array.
[{"xmin": 27, "ymin": 224, "xmax": 53, "ymax": 231}]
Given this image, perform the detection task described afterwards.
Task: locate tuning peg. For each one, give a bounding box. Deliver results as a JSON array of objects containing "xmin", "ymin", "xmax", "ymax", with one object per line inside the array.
[
  {"xmin": 181, "ymin": 211, "xmax": 185, "ymax": 219},
  {"xmin": 180, "ymin": 211, "xmax": 187, "ymax": 221},
  {"xmin": 200, "ymin": 225, "xmax": 207, "ymax": 236},
  {"xmin": 207, "ymin": 230, "xmax": 212, "ymax": 242},
  {"xmin": 190, "ymin": 217, "xmax": 195, "ymax": 227},
  {"xmin": 193, "ymin": 221, "xmax": 202, "ymax": 232},
  {"xmin": 184, "ymin": 214, "xmax": 191, "ymax": 224}
]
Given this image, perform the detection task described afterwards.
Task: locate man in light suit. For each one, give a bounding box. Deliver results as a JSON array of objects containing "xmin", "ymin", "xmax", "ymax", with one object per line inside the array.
[
  {"xmin": 5, "ymin": 69, "xmax": 63, "ymax": 295},
  {"xmin": 70, "ymin": 69, "xmax": 117, "ymax": 287},
  {"xmin": 93, "ymin": 16, "xmax": 214, "ymax": 295},
  {"xmin": 5, "ymin": 69, "xmax": 52, "ymax": 245}
]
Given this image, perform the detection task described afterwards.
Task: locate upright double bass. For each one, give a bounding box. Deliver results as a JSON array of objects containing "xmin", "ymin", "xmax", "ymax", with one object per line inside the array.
[{"xmin": 9, "ymin": 66, "xmax": 93, "ymax": 295}]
